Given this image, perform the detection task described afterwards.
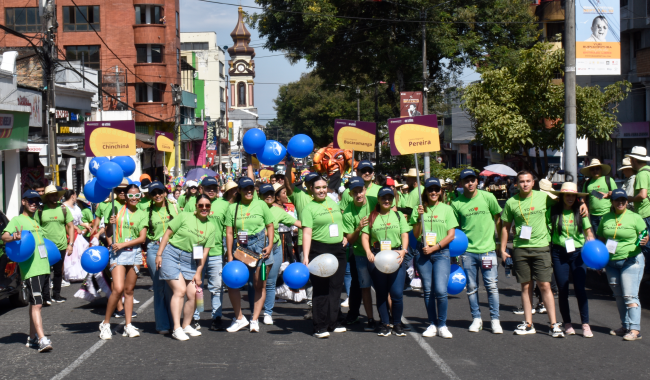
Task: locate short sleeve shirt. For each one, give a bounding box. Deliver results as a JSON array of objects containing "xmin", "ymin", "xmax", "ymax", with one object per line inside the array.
[
  {"xmin": 3, "ymin": 215, "xmax": 49, "ymax": 280},
  {"xmin": 634, "ymin": 166, "xmax": 650, "ymax": 218},
  {"xmin": 551, "ymin": 210, "xmax": 592, "ymax": 248},
  {"xmin": 146, "ymin": 203, "xmax": 179, "ymax": 241},
  {"xmin": 501, "ymin": 190, "xmax": 550, "ymax": 248},
  {"xmin": 597, "ymin": 210, "xmax": 646, "ymax": 261},
  {"xmin": 168, "ymin": 212, "xmax": 215, "ymax": 252},
  {"xmin": 269, "ymin": 206, "xmax": 297, "ymax": 244},
  {"xmin": 113, "ymin": 207, "xmax": 148, "ymax": 244},
  {"xmin": 205, "ymin": 198, "xmax": 230, "ymax": 256},
  {"xmin": 300, "ymin": 198, "xmax": 344, "ymax": 244},
  {"xmin": 342, "ymin": 199, "xmax": 372, "ymax": 257},
  {"xmin": 451, "ymin": 190, "xmax": 502, "ymax": 253},
  {"xmin": 363, "ymin": 211, "xmax": 410, "ymax": 249},
  {"xmin": 35, "ymin": 204, "xmax": 73, "ymax": 250},
  {"xmin": 408, "ymin": 203, "xmax": 459, "ymax": 243},
  {"xmin": 583, "ymin": 176, "xmax": 617, "ymax": 216},
  {"xmin": 225, "ymin": 199, "xmax": 274, "ymax": 235},
  {"xmin": 288, "ymin": 187, "xmax": 313, "ymax": 244}
]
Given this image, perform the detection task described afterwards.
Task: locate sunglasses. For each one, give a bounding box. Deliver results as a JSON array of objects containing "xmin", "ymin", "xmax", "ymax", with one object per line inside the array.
[
  {"xmin": 25, "ymin": 198, "xmax": 40, "ymax": 204},
  {"xmin": 150, "ymin": 190, "xmax": 165, "ymax": 196},
  {"xmin": 197, "ymin": 204, "xmax": 210, "ymax": 209},
  {"xmin": 126, "ymin": 193, "xmax": 142, "ymax": 199},
  {"xmin": 115, "ymin": 188, "xmax": 127, "ymax": 194},
  {"xmin": 204, "ymin": 186, "xmax": 218, "ymax": 192},
  {"xmin": 359, "ymin": 169, "xmax": 374, "ymax": 174},
  {"xmin": 427, "ymin": 186, "xmax": 442, "ymax": 193},
  {"xmin": 188, "ymin": 186, "xmax": 198, "ymax": 190}
]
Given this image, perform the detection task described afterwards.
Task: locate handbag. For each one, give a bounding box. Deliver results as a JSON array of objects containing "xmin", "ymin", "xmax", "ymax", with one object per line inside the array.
[{"xmin": 234, "ymin": 246, "xmax": 262, "ymax": 268}]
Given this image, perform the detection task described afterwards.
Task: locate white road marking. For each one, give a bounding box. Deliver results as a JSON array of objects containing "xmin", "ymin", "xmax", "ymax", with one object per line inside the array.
[
  {"xmin": 50, "ymin": 296, "xmax": 154, "ymax": 380},
  {"xmin": 401, "ymin": 317, "xmax": 461, "ymax": 380}
]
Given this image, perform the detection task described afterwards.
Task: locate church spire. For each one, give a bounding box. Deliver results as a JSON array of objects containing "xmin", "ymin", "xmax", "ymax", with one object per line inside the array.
[{"xmin": 228, "ymin": 7, "xmax": 255, "ymax": 58}]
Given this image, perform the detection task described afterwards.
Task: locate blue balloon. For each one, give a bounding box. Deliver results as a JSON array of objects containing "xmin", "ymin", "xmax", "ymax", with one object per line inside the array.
[
  {"xmin": 287, "ymin": 134, "xmax": 314, "ymax": 158},
  {"xmin": 5, "ymin": 230, "xmax": 35, "ymax": 263},
  {"xmin": 447, "ymin": 264, "xmax": 467, "ymax": 295},
  {"xmin": 110, "ymin": 156, "xmax": 136, "ymax": 177},
  {"xmin": 283, "ymin": 262, "xmax": 310, "ymax": 289},
  {"xmin": 84, "ymin": 178, "xmax": 111, "ymax": 203},
  {"xmin": 96, "ymin": 161, "xmax": 124, "ymax": 189},
  {"xmin": 80, "ymin": 246, "xmax": 109, "ymax": 274},
  {"xmin": 449, "ymin": 229, "xmax": 468, "ymax": 257},
  {"xmin": 222, "ymin": 261, "xmax": 249, "ymax": 289},
  {"xmin": 44, "ymin": 238, "xmax": 61, "ymax": 266},
  {"xmin": 89, "ymin": 157, "xmax": 109, "ymax": 176},
  {"xmin": 133, "ymin": 181, "xmax": 141, "ymax": 187},
  {"xmin": 243, "ymin": 128, "xmax": 266, "ymax": 155},
  {"xmin": 581, "ymin": 240, "xmax": 609, "ymax": 270},
  {"xmin": 258, "ymin": 140, "xmax": 287, "ymax": 166},
  {"xmin": 408, "ymin": 230, "xmax": 418, "ymax": 250}
]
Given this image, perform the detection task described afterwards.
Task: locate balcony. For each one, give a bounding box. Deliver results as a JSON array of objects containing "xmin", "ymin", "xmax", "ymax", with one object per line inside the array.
[
  {"xmin": 133, "ymin": 102, "xmax": 173, "ymax": 123},
  {"xmin": 181, "ymin": 123, "xmax": 205, "ymax": 142},
  {"xmin": 133, "ymin": 24, "xmax": 166, "ymax": 45},
  {"xmin": 133, "ymin": 63, "xmax": 167, "ymax": 82}
]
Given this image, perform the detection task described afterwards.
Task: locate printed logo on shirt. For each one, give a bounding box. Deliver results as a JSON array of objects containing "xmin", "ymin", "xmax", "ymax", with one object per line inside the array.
[{"xmin": 464, "ymin": 206, "xmax": 489, "ymax": 217}]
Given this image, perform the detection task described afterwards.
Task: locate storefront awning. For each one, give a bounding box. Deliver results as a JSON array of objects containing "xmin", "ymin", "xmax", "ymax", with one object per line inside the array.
[
  {"xmin": 136, "ymin": 139, "xmax": 154, "ymax": 149},
  {"xmin": 61, "ymin": 149, "xmax": 85, "ymax": 159}
]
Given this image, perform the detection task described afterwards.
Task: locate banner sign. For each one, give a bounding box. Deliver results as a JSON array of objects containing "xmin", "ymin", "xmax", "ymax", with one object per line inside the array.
[
  {"xmin": 400, "ymin": 92, "xmax": 423, "ymax": 117},
  {"xmin": 387, "ymin": 114, "xmax": 440, "ymax": 156},
  {"xmin": 333, "ymin": 119, "xmax": 376, "ymax": 152},
  {"xmin": 84, "ymin": 120, "xmax": 136, "ymax": 157},
  {"xmin": 155, "ymin": 131, "xmax": 174, "ymax": 152},
  {"xmin": 576, "ymin": 0, "xmax": 620, "ymax": 75}
]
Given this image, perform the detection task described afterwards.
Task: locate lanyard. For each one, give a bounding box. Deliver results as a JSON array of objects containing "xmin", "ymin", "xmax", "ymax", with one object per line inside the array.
[
  {"xmin": 154, "ymin": 207, "xmax": 167, "ymax": 233},
  {"xmin": 239, "ymin": 201, "xmax": 253, "ymax": 231},
  {"xmin": 319, "ymin": 198, "xmax": 335, "ymax": 223},
  {"xmin": 517, "ymin": 192, "xmax": 533, "ymax": 226},
  {"xmin": 116, "ymin": 205, "xmax": 131, "ymax": 241},
  {"xmin": 613, "ymin": 209, "xmax": 626, "ymax": 239},
  {"xmin": 428, "ymin": 202, "xmax": 440, "ymax": 232},
  {"xmin": 378, "ymin": 212, "xmax": 390, "ymax": 240},
  {"xmin": 24, "ymin": 215, "xmax": 43, "ymax": 245},
  {"xmin": 562, "ymin": 212, "xmax": 571, "ymax": 237}
]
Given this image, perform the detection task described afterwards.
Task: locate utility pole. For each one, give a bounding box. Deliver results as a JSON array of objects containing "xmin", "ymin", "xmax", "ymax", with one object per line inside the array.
[
  {"xmin": 173, "ymin": 84, "xmax": 181, "ymax": 177},
  {"xmin": 217, "ymin": 119, "xmax": 222, "ymax": 177},
  {"xmin": 564, "ymin": 0, "xmax": 577, "ymax": 183},
  {"xmin": 43, "ymin": 0, "xmax": 58, "ymax": 185},
  {"xmin": 422, "ymin": 9, "xmax": 430, "ymax": 180}
]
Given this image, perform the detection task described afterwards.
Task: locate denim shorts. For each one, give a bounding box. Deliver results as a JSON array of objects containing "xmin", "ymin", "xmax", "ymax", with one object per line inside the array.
[
  {"xmin": 159, "ymin": 243, "xmax": 197, "ymax": 281},
  {"xmin": 109, "ymin": 246, "xmax": 143, "ymax": 266},
  {"xmin": 355, "ymin": 255, "xmax": 373, "ymax": 288},
  {"xmin": 233, "ymin": 229, "xmax": 273, "ymax": 267}
]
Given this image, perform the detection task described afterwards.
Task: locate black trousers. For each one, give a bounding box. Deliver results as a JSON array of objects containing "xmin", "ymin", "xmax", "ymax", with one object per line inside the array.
[
  {"xmin": 345, "ymin": 247, "xmax": 362, "ymax": 321},
  {"xmin": 309, "ymin": 240, "xmax": 346, "ymax": 332},
  {"xmin": 51, "ymin": 249, "xmax": 65, "ymax": 298}
]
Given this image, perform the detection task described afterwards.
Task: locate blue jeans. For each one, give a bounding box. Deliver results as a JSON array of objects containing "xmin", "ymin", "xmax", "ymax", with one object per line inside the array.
[
  {"xmin": 371, "ymin": 260, "xmax": 407, "ymax": 325},
  {"xmin": 193, "ymin": 255, "xmax": 224, "ymax": 320},
  {"xmin": 589, "ymin": 215, "xmax": 603, "ymax": 239},
  {"xmin": 263, "ymin": 243, "xmax": 283, "ymax": 316},
  {"xmin": 146, "ymin": 241, "xmax": 173, "ymax": 332},
  {"xmin": 460, "ymin": 251, "xmax": 500, "ymax": 320},
  {"xmin": 551, "ymin": 245, "xmax": 588, "ymax": 324},
  {"xmin": 344, "ymin": 261, "xmax": 352, "ymax": 297},
  {"xmin": 415, "ymin": 245, "xmax": 450, "ymax": 326},
  {"xmin": 606, "ymin": 254, "xmax": 645, "ymax": 331}
]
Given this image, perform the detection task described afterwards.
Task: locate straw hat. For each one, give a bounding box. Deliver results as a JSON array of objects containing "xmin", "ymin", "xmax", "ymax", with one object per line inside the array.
[
  {"xmin": 41, "ymin": 184, "xmax": 65, "ymax": 200},
  {"xmin": 403, "ymin": 168, "xmax": 424, "ymax": 177},
  {"xmin": 402, "ymin": 184, "xmax": 409, "ymax": 190},
  {"xmin": 116, "ymin": 178, "xmax": 130, "ymax": 189},
  {"xmin": 394, "ymin": 180, "xmax": 403, "ymax": 188},
  {"xmin": 618, "ymin": 157, "xmax": 633, "ymax": 171},
  {"xmin": 77, "ymin": 193, "xmax": 91, "ymax": 206},
  {"xmin": 625, "ymin": 146, "xmax": 650, "ymax": 161},
  {"xmin": 550, "ymin": 182, "xmax": 588, "ymax": 197},
  {"xmin": 223, "ymin": 180, "xmax": 238, "ymax": 193},
  {"xmin": 538, "ymin": 179, "xmax": 558, "ymax": 200},
  {"xmin": 579, "ymin": 158, "xmax": 611, "ymax": 177}
]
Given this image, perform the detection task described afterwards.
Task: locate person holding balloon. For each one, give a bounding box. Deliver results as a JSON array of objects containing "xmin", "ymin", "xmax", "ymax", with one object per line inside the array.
[
  {"xmin": 411, "ymin": 177, "xmax": 458, "ymax": 339},
  {"xmin": 361, "ymin": 186, "xmax": 410, "ymax": 337},
  {"xmin": 596, "ymin": 188, "xmax": 648, "ymax": 341},
  {"xmin": 155, "ymin": 194, "xmax": 215, "ymax": 341},
  {"xmin": 2, "ymin": 190, "xmax": 53, "ymax": 352}
]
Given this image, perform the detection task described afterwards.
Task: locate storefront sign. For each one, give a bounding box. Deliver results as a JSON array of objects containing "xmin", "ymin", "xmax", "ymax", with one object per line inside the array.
[
  {"xmin": 400, "ymin": 92, "xmax": 423, "ymax": 117},
  {"xmin": 0, "ymin": 113, "xmax": 14, "ymax": 137},
  {"xmin": 16, "ymin": 89, "xmax": 42, "ymax": 128},
  {"xmin": 387, "ymin": 114, "xmax": 440, "ymax": 156},
  {"xmin": 612, "ymin": 121, "xmax": 649, "ymax": 138},
  {"xmin": 84, "ymin": 120, "xmax": 136, "ymax": 157},
  {"xmin": 0, "ymin": 111, "xmax": 29, "ymax": 150},
  {"xmin": 333, "ymin": 119, "xmax": 376, "ymax": 152},
  {"xmin": 576, "ymin": 0, "xmax": 620, "ymax": 75},
  {"xmin": 155, "ymin": 131, "xmax": 174, "ymax": 152},
  {"xmin": 56, "ymin": 110, "xmax": 69, "ymax": 119}
]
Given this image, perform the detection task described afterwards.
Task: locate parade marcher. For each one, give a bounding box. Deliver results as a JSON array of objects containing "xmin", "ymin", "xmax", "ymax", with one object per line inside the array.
[
  {"xmin": 137, "ymin": 178, "xmax": 153, "ymax": 211},
  {"xmin": 36, "ymin": 185, "xmax": 74, "ymax": 303},
  {"xmin": 178, "ymin": 180, "xmax": 199, "ymax": 210},
  {"xmin": 361, "ymin": 186, "xmax": 410, "ymax": 337},
  {"xmin": 339, "ymin": 160, "xmax": 380, "ymax": 212},
  {"xmin": 451, "ymin": 169, "xmax": 503, "ymax": 334},
  {"xmin": 301, "ymin": 175, "xmax": 347, "ymax": 338},
  {"xmin": 627, "ymin": 147, "xmax": 650, "ymax": 266},
  {"xmin": 411, "ymin": 177, "xmax": 458, "ymax": 338},
  {"xmin": 619, "ymin": 157, "xmax": 636, "ymax": 200},
  {"xmin": 597, "ymin": 189, "xmax": 648, "ymax": 341},
  {"xmin": 99, "ymin": 184, "xmax": 148, "ymax": 340},
  {"xmin": 581, "ymin": 158, "xmax": 616, "ymax": 234},
  {"xmin": 76, "ymin": 194, "xmax": 94, "ymax": 240},
  {"xmin": 2, "ymin": 190, "xmax": 53, "ymax": 352},
  {"xmin": 549, "ymin": 182, "xmax": 594, "ymax": 337},
  {"xmin": 403, "ymin": 168, "xmax": 425, "ymax": 215},
  {"xmin": 500, "ymin": 171, "xmax": 564, "ymax": 337},
  {"xmin": 225, "ymin": 176, "xmax": 275, "ymax": 333},
  {"xmin": 222, "ymin": 180, "xmax": 240, "ymax": 203},
  {"xmin": 156, "ymin": 194, "xmax": 214, "ymax": 341}
]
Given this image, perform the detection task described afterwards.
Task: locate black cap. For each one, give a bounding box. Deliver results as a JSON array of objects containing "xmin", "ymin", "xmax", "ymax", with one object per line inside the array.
[
  {"xmin": 148, "ymin": 181, "xmax": 166, "ymax": 193},
  {"xmin": 201, "ymin": 176, "xmax": 219, "ymax": 187},
  {"xmin": 348, "ymin": 176, "xmax": 364, "ymax": 191},
  {"xmin": 377, "ymin": 186, "xmax": 395, "ymax": 198},
  {"xmin": 238, "ymin": 177, "xmax": 254, "ymax": 189},
  {"xmin": 459, "ymin": 169, "xmax": 478, "ymax": 180},
  {"xmin": 141, "ymin": 178, "xmax": 152, "ymax": 188},
  {"xmin": 22, "ymin": 190, "xmax": 41, "ymax": 199},
  {"xmin": 259, "ymin": 184, "xmax": 275, "ymax": 195},
  {"xmin": 610, "ymin": 188, "xmax": 628, "ymax": 201},
  {"xmin": 357, "ymin": 160, "xmax": 373, "ymax": 172},
  {"xmin": 425, "ymin": 177, "xmax": 441, "ymax": 188}
]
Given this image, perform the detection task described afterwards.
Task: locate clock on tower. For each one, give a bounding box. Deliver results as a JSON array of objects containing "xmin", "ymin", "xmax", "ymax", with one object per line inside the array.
[{"xmin": 228, "ymin": 7, "xmax": 255, "ymax": 109}]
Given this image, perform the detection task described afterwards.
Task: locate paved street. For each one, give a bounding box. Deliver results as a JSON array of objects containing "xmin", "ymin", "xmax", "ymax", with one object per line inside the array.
[{"xmin": 1, "ymin": 266, "xmax": 650, "ymax": 380}]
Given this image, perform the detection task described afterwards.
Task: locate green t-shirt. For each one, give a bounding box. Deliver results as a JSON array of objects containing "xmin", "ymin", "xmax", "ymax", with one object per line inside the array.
[
  {"xmin": 451, "ymin": 190, "xmax": 502, "ymax": 253},
  {"xmin": 634, "ymin": 166, "xmax": 650, "ymax": 218},
  {"xmin": 113, "ymin": 207, "xmax": 148, "ymax": 244},
  {"xmin": 407, "ymin": 185, "xmax": 425, "ymax": 210},
  {"xmin": 145, "ymin": 203, "xmax": 180, "ymax": 241},
  {"xmin": 339, "ymin": 182, "xmax": 381, "ymax": 213},
  {"xmin": 178, "ymin": 193, "xmax": 188, "ymax": 209},
  {"xmin": 288, "ymin": 187, "xmax": 313, "ymax": 245},
  {"xmin": 80, "ymin": 208, "xmax": 94, "ymax": 236},
  {"xmin": 408, "ymin": 203, "xmax": 459, "ymax": 243},
  {"xmin": 583, "ymin": 176, "xmax": 617, "ymax": 216},
  {"xmin": 363, "ymin": 210, "xmax": 410, "ymax": 249},
  {"xmin": 225, "ymin": 199, "xmax": 274, "ymax": 235},
  {"xmin": 342, "ymin": 199, "xmax": 372, "ymax": 257},
  {"xmin": 597, "ymin": 210, "xmax": 645, "ymax": 261},
  {"xmin": 206, "ymin": 198, "xmax": 229, "ymax": 256},
  {"xmin": 300, "ymin": 197, "xmax": 344, "ymax": 244},
  {"xmin": 137, "ymin": 197, "xmax": 152, "ymax": 211},
  {"xmin": 3, "ymin": 215, "xmax": 49, "ymax": 280},
  {"xmin": 269, "ymin": 205, "xmax": 297, "ymax": 245},
  {"xmin": 501, "ymin": 190, "xmax": 551, "ymax": 248},
  {"xmin": 398, "ymin": 193, "xmax": 409, "ymax": 208},
  {"xmin": 96, "ymin": 200, "xmax": 121, "ymax": 222},
  {"xmin": 35, "ymin": 204, "xmax": 73, "ymax": 250},
  {"xmin": 168, "ymin": 212, "xmax": 216, "ymax": 253},
  {"xmin": 184, "ymin": 196, "xmax": 198, "ymax": 213},
  {"xmin": 551, "ymin": 209, "xmax": 592, "ymax": 248}
]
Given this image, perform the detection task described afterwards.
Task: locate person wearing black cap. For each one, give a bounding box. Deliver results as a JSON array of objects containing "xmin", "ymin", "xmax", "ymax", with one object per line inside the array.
[
  {"xmin": 410, "ymin": 177, "xmax": 458, "ymax": 339},
  {"xmin": 138, "ymin": 178, "xmax": 153, "ymax": 211},
  {"xmin": 2, "ymin": 190, "xmax": 53, "ymax": 352},
  {"xmin": 361, "ymin": 186, "xmax": 410, "ymax": 337},
  {"xmin": 339, "ymin": 160, "xmax": 380, "ymax": 212}
]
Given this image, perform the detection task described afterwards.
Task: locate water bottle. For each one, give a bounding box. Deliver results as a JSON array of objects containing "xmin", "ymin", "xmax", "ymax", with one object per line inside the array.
[
  {"xmin": 504, "ymin": 256, "xmax": 513, "ymax": 278},
  {"xmin": 260, "ymin": 261, "xmax": 267, "ymax": 281},
  {"xmin": 636, "ymin": 230, "xmax": 648, "ymax": 247},
  {"xmin": 195, "ymin": 286, "xmax": 204, "ymax": 312}
]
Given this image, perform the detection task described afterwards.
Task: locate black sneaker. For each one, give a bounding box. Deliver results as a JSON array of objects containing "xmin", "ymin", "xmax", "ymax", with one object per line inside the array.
[
  {"xmin": 210, "ymin": 317, "xmax": 224, "ymax": 331},
  {"xmin": 344, "ymin": 317, "xmax": 360, "ymax": 325},
  {"xmin": 378, "ymin": 324, "xmax": 391, "ymax": 337},
  {"xmin": 44, "ymin": 298, "xmax": 52, "ymax": 306},
  {"xmin": 398, "ymin": 322, "xmax": 411, "ymax": 331},
  {"xmin": 393, "ymin": 324, "xmax": 407, "ymax": 337},
  {"xmin": 365, "ymin": 318, "xmax": 378, "ymax": 332},
  {"xmin": 192, "ymin": 319, "xmax": 201, "ymax": 330},
  {"xmin": 53, "ymin": 295, "xmax": 66, "ymax": 303}
]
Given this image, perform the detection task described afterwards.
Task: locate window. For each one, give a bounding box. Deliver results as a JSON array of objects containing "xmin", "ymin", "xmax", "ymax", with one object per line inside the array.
[
  {"xmin": 5, "ymin": 8, "xmax": 42, "ymax": 32},
  {"xmin": 65, "ymin": 46, "xmax": 100, "ymax": 69},
  {"xmin": 176, "ymin": 12, "xmax": 179, "ymax": 36},
  {"xmin": 135, "ymin": 125, "xmax": 149, "ymax": 134},
  {"xmin": 634, "ymin": 32, "xmax": 643, "ymax": 57},
  {"xmin": 135, "ymin": 83, "xmax": 165, "ymax": 102},
  {"xmin": 134, "ymin": 5, "xmax": 163, "ymax": 25},
  {"xmin": 237, "ymin": 82, "xmax": 246, "ymax": 106},
  {"xmin": 219, "ymin": 61, "xmax": 225, "ymax": 78},
  {"xmin": 220, "ymin": 88, "xmax": 225, "ymax": 102},
  {"xmin": 180, "ymin": 42, "xmax": 209, "ymax": 51},
  {"xmin": 135, "ymin": 45, "xmax": 164, "ymax": 63},
  {"xmin": 136, "ymin": 45, "xmax": 147, "ymax": 63},
  {"xmin": 135, "ymin": 83, "xmax": 148, "ymax": 102},
  {"xmin": 63, "ymin": 6, "xmax": 100, "ymax": 31},
  {"xmin": 152, "ymin": 45, "xmax": 163, "ymax": 63},
  {"xmin": 621, "ymin": 0, "xmax": 628, "ymax": 6}
]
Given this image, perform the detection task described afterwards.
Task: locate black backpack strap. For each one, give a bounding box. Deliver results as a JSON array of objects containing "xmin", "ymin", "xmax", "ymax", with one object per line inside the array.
[
  {"xmin": 234, "ymin": 201, "xmax": 240, "ymax": 235},
  {"xmin": 605, "ymin": 175, "xmax": 612, "ymax": 192}
]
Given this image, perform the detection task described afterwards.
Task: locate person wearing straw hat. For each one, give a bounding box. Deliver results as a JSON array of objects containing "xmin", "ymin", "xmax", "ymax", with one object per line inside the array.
[
  {"xmin": 626, "ymin": 146, "xmax": 650, "ymax": 266},
  {"xmin": 76, "ymin": 194, "xmax": 94, "ymax": 239},
  {"xmin": 580, "ymin": 158, "xmax": 616, "ymax": 234},
  {"xmin": 538, "ymin": 179, "xmax": 558, "ymax": 201},
  {"xmin": 619, "ymin": 157, "xmax": 636, "ymax": 198},
  {"xmin": 403, "ymin": 168, "xmax": 425, "ymax": 214},
  {"xmin": 549, "ymin": 182, "xmax": 595, "ymax": 337}
]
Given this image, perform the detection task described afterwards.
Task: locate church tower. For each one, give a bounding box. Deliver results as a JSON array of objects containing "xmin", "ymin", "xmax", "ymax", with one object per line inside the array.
[{"xmin": 228, "ymin": 7, "xmax": 255, "ymax": 109}]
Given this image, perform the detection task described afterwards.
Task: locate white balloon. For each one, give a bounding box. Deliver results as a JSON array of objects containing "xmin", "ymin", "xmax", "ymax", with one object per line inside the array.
[
  {"xmin": 308, "ymin": 253, "xmax": 339, "ymax": 277},
  {"xmin": 374, "ymin": 251, "xmax": 401, "ymax": 274}
]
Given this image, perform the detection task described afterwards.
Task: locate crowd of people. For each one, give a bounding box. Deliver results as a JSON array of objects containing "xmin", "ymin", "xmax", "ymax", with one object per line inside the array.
[{"xmin": 6, "ymin": 145, "xmax": 650, "ymax": 352}]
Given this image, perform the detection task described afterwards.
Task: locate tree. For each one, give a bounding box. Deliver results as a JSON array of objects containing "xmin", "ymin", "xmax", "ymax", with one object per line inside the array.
[
  {"xmin": 461, "ymin": 42, "xmax": 631, "ymax": 178},
  {"xmin": 263, "ymin": 119, "xmax": 295, "ymax": 146}
]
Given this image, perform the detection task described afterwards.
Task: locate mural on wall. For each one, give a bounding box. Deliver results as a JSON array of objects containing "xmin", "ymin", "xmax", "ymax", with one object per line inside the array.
[{"xmin": 21, "ymin": 166, "xmax": 44, "ymax": 192}]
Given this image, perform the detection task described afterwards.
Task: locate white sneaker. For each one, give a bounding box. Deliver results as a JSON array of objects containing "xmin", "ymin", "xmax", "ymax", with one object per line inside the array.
[
  {"xmin": 491, "ymin": 320, "xmax": 503, "ymax": 334},
  {"xmin": 314, "ymin": 331, "xmax": 330, "ymax": 339},
  {"xmin": 469, "ymin": 318, "xmax": 483, "ymax": 332},
  {"xmin": 122, "ymin": 324, "xmax": 140, "ymax": 338},
  {"xmin": 61, "ymin": 280, "xmax": 70, "ymax": 287},
  {"xmin": 172, "ymin": 328, "xmax": 189, "ymax": 341},
  {"xmin": 438, "ymin": 326, "xmax": 453, "ymax": 339},
  {"xmin": 422, "ymin": 324, "xmax": 437, "ymax": 337},
  {"xmin": 333, "ymin": 326, "xmax": 347, "ymax": 333},
  {"xmin": 227, "ymin": 317, "xmax": 249, "ymax": 332},
  {"xmin": 250, "ymin": 319, "xmax": 260, "ymax": 333},
  {"xmin": 99, "ymin": 322, "xmax": 112, "ymax": 340},
  {"xmin": 183, "ymin": 325, "xmax": 202, "ymax": 337},
  {"xmin": 263, "ymin": 314, "xmax": 273, "ymax": 325},
  {"xmin": 341, "ymin": 298, "xmax": 349, "ymax": 308},
  {"xmin": 122, "ymin": 297, "xmax": 140, "ymax": 304}
]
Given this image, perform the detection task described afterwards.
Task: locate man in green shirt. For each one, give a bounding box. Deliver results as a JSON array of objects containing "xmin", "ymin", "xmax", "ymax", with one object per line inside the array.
[
  {"xmin": 580, "ymin": 158, "xmax": 616, "ymax": 233},
  {"xmin": 627, "ymin": 146, "xmax": 650, "ymax": 267},
  {"xmin": 402, "ymin": 168, "xmax": 425, "ymax": 215},
  {"xmin": 339, "ymin": 160, "xmax": 380, "ymax": 212},
  {"xmin": 500, "ymin": 170, "xmax": 563, "ymax": 337}
]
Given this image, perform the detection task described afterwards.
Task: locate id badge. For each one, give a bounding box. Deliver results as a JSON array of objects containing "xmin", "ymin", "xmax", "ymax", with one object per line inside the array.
[
  {"xmin": 380, "ymin": 241, "xmax": 391, "ymax": 251},
  {"xmin": 565, "ymin": 238, "xmax": 576, "ymax": 253},
  {"xmin": 482, "ymin": 255, "xmax": 493, "ymax": 269},
  {"xmin": 38, "ymin": 244, "xmax": 47, "ymax": 259},
  {"xmin": 193, "ymin": 245, "xmax": 204, "ymax": 260},
  {"xmin": 237, "ymin": 231, "xmax": 248, "ymax": 245},
  {"xmin": 425, "ymin": 232, "xmax": 437, "ymax": 247},
  {"xmin": 519, "ymin": 225, "xmax": 532, "ymax": 240},
  {"xmin": 329, "ymin": 224, "xmax": 339, "ymax": 238},
  {"xmin": 123, "ymin": 237, "xmax": 133, "ymax": 251},
  {"xmin": 606, "ymin": 239, "xmax": 618, "ymax": 254}
]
